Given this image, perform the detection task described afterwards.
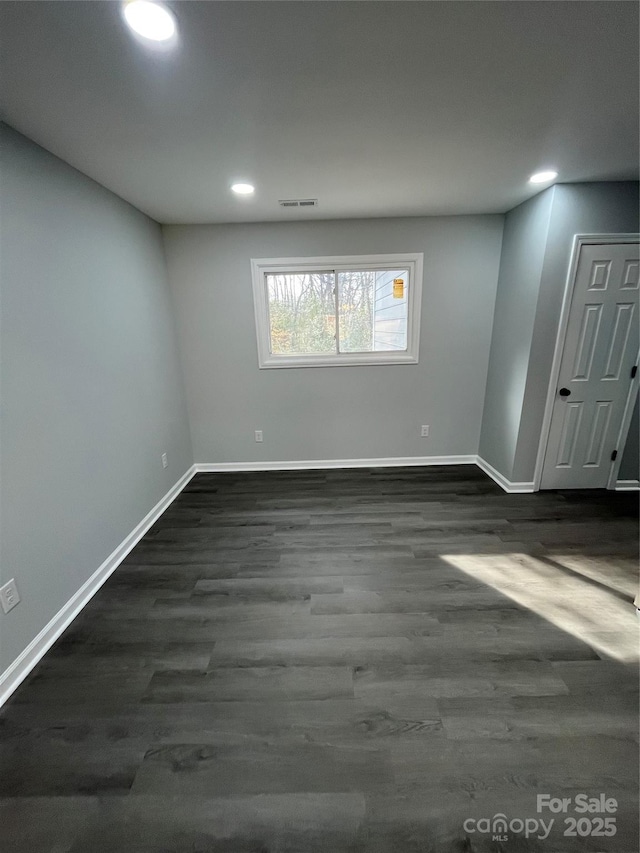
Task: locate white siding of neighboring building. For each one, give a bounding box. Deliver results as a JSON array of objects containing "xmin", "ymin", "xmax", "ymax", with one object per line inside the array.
[{"xmin": 373, "ymin": 269, "xmax": 409, "ymax": 350}]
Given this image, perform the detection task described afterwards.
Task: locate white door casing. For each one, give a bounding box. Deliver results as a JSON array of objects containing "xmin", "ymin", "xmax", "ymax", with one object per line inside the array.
[{"xmin": 540, "ymin": 239, "xmax": 639, "ymax": 490}]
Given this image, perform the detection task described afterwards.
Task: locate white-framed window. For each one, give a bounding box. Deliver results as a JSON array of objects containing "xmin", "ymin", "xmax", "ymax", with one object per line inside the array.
[{"xmin": 250, "ymin": 253, "xmax": 423, "ymax": 368}]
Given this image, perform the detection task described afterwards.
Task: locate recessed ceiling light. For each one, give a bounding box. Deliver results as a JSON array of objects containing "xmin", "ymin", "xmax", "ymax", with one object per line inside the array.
[
  {"xmin": 529, "ymin": 170, "xmax": 558, "ymax": 184},
  {"xmin": 123, "ymin": 1, "xmax": 176, "ymax": 42},
  {"xmin": 231, "ymin": 183, "xmax": 255, "ymax": 195}
]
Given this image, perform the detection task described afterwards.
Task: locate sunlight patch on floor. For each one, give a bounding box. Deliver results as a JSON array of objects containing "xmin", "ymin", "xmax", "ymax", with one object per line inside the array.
[{"xmin": 441, "ymin": 552, "xmax": 639, "ymax": 664}]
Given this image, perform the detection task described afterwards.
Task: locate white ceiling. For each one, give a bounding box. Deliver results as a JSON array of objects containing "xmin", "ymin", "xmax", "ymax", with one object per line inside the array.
[{"xmin": 1, "ymin": 1, "xmax": 638, "ymax": 224}]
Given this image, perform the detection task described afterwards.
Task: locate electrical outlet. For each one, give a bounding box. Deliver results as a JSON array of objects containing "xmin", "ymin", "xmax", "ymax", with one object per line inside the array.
[
  {"xmin": 161, "ymin": 452, "xmax": 168, "ymax": 469},
  {"xmin": 254, "ymin": 430, "xmax": 263, "ymax": 442},
  {"xmin": 0, "ymin": 579, "xmax": 20, "ymax": 614},
  {"xmin": 421, "ymin": 425, "xmax": 430, "ymax": 437}
]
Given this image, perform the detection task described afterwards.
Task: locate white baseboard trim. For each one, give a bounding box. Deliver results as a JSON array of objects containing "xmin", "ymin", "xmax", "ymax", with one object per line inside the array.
[
  {"xmin": 615, "ymin": 479, "xmax": 640, "ymax": 491},
  {"xmin": 196, "ymin": 455, "xmax": 536, "ymax": 494},
  {"xmin": 475, "ymin": 456, "xmax": 536, "ymax": 494},
  {"xmin": 0, "ymin": 465, "xmax": 197, "ymax": 709},
  {"xmin": 195, "ymin": 455, "xmax": 478, "ymax": 473}
]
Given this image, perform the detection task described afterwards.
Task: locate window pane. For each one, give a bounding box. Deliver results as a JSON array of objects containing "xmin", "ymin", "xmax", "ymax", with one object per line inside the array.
[
  {"xmin": 266, "ymin": 272, "xmax": 336, "ymax": 355},
  {"xmin": 338, "ymin": 269, "xmax": 409, "ymax": 353}
]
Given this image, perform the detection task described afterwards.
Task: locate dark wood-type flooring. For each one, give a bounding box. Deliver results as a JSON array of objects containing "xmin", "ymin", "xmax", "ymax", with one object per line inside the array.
[{"xmin": 1, "ymin": 466, "xmax": 639, "ymax": 852}]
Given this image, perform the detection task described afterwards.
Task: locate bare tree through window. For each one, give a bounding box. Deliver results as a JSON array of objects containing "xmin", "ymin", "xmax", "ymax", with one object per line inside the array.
[{"xmin": 266, "ymin": 269, "xmax": 409, "ymax": 355}]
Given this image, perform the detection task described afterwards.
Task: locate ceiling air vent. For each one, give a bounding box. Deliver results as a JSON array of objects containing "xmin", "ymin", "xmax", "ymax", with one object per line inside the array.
[{"xmin": 278, "ymin": 198, "xmax": 318, "ymax": 208}]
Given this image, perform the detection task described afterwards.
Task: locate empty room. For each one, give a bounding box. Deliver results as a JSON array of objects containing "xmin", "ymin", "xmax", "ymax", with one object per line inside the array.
[{"xmin": 1, "ymin": 1, "xmax": 639, "ymax": 851}]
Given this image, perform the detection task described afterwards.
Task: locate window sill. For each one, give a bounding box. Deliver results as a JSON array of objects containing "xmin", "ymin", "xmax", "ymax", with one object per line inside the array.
[{"xmin": 258, "ymin": 353, "xmax": 419, "ymax": 369}]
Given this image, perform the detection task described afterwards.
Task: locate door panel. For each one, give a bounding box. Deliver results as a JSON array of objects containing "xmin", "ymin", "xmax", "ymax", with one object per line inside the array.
[
  {"xmin": 583, "ymin": 401, "xmax": 611, "ymax": 467},
  {"xmin": 602, "ymin": 303, "xmax": 635, "ymax": 379},
  {"xmin": 571, "ymin": 304, "xmax": 601, "ymax": 380},
  {"xmin": 621, "ymin": 260, "xmax": 639, "ymax": 289},
  {"xmin": 541, "ymin": 242, "xmax": 639, "ymax": 489},
  {"xmin": 555, "ymin": 402, "xmax": 583, "ymax": 468},
  {"xmin": 588, "ymin": 260, "xmax": 611, "ymax": 290}
]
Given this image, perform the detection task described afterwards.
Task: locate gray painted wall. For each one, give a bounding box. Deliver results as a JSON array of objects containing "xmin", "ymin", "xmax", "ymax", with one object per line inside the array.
[
  {"xmin": 513, "ymin": 182, "xmax": 640, "ymax": 482},
  {"xmin": 0, "ymin": 125, "xmax": 193, "ymax": 672},
  {"xmin": 163, "ymin": 216, "xmax": 503, "ymax": 464},
  {"xmin": 479, "ymin": 189, "xmax": 554, "ymax": 480}
]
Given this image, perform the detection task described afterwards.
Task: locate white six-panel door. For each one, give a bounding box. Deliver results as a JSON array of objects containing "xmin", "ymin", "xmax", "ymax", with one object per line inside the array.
[{"xmin": 541, "ymin": 241, "xmax": 639, "ymax": 490}]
